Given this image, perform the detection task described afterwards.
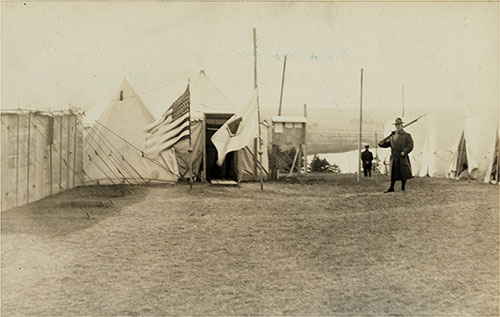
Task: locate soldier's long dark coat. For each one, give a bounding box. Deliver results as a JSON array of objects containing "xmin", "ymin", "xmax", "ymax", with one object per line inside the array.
[{"xmin": 378, "ymin": 130, "xmax": 414, "ymax": 181}]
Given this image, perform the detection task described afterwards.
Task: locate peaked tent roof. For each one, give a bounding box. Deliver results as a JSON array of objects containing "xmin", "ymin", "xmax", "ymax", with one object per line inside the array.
[
  {"xmin": 147, "ymin": 70, "xmax": 237, "ymax": 120},
  {"xmin": 144, "ymin": 70, "xmax": 268, "ymax": 181},
  {"xmin": 96, "ymin": 79, "xmax": 154, "ymax": 147},
  {"xmin": 83, "ymin": 79, "xmax": 176, "ymax": 184}
]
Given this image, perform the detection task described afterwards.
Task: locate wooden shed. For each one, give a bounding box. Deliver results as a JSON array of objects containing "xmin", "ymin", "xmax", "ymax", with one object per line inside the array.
[
  {"xmin": 270, "ymin": 116, "xmax": 307, "ymax": 178},
  {"xmin": 1, "ymin": 109, "xmax": 84, "ymax": 212}
]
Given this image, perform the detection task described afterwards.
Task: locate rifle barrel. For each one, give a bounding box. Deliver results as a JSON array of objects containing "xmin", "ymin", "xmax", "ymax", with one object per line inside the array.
[{"xmin": 381, "ymin": 115, "xmax": 424, "ymax": 141}]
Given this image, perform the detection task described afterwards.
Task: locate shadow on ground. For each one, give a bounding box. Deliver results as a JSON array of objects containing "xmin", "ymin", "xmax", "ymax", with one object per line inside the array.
[{"xmin": 1, "ymin": 185, "xmax": 148, "ymax": 236}]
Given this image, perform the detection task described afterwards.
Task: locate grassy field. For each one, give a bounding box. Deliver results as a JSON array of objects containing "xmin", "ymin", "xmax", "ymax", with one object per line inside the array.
[{"xmin": 1, "ymin": 175, "xmax": 498, "ymax": 316}]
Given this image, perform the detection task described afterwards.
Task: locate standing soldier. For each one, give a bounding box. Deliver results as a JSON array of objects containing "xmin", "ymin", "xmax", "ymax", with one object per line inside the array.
[
  {"xmin": 361, "ymin": 145, "xmax": 373, "ymax": 177},
  {"xmin": 378, "ymin": 118, "xmax": 414, "ymax": 192}
]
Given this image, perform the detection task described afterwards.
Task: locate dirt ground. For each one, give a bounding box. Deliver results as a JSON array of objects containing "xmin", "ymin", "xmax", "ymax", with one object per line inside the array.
[{"xmin": 1, "ymin": 175, "xmax": 499, "ymax": 316}]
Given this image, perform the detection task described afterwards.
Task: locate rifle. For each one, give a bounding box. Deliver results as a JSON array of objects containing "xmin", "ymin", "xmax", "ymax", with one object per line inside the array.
[{"xmin": 379, "ymin": 115, "xmax": 425, "ymax": 143}]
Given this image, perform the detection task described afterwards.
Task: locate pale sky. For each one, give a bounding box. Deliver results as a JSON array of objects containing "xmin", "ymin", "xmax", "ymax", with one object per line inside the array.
[{"xmin": 1, "ymin": 1, "xmax": 498, "ymax": 118}]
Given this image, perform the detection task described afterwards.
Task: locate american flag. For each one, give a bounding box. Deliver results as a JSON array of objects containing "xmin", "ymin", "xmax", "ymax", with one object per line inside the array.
[{"xmin": 145, "ymin": 86, "xmax": 190, "ymax": 154}]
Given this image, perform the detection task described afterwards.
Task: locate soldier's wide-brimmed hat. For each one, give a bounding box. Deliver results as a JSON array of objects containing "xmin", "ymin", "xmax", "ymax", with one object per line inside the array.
[
  {"xmin": 365, "ymin": 144, "xmax": 370, "ymax": 148},
  {"xmin": 392, "ymin": 117, "xmax": 404, "ymax": 125}
]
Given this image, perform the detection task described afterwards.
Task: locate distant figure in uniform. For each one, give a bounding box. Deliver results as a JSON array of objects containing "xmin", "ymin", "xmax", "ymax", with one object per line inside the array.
[
  {"xmin": 361, "ymin": 145, "xmax": 373, "ymax": 177},
  {"xmin": 378, "ymin": 118, "xmax": 414, "ymax": 192}
]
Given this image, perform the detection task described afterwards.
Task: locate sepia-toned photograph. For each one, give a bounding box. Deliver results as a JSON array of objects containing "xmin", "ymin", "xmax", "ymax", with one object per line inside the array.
[{"xmin": 1, "ymin": 1, "xmax": 498, "ymax": 315}]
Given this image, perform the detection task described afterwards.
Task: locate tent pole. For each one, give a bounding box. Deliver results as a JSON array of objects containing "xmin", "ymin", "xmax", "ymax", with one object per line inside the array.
[
  {"xmin": 358, "ymin": 68, "xmax": 364, "ymax": 183},
  {"xmin": 26, "ymin": 112, "xmax": 31, "ymax": 203}
]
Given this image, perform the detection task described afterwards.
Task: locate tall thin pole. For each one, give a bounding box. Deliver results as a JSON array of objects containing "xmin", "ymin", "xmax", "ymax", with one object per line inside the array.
[
  {"xmin": 375, "ymin": 132, "xmax": 378, "ymax": 172},
  {"xmin": 358, "ymin": 68, "xmax": 364, "ymax": 182},
  {"xmin": 26, "ymin": 112, "xmax": 31, "ymax": 203},
  {"xmin": 402, "ymin": 84, "xmax": 405, "ymax": 118},
  {"xmin": 256, "ymin": 95, "xmax": 264, "ymax": 191},
  {"xmin": 303, "ymin": 104, "xmax": 308, "ymax": 174},
  {"xmin": 49, "ymin": 117, "xmax": 53, "ymax": 195},
  {"xmin": 59, "ymin": 116, "xmax": 63, "ymax": 190},
  {"xmin": 278, "ymin": 56, "xmax": 287, "ymax": 116},
  {"xmin": 66, "ymin": 115, "xmax": 71, "ymax": 188},
  {"xmin": 188, "ymin": 83, "xmax": 193, "ymax": 190},
  {"xmin": 253, "ymin": 28, "xmax": 258, "ymax": 90},
  {"xmin": 253, "ymin": 28, "xmax": 264, "ymax": 191},
  {"xmin": 496, "ymin": 131, "xmax": 500, "ymax": 182},
  {"xmin": 72, "ymin": 114, "xmax": 78, "ymax": 188},
  {"xmin": 16, "ymin": 113, "xmax": 20, "ymax": 206}
]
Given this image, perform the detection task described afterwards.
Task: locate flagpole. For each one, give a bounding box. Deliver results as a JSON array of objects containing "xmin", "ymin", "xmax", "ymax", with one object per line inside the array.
[
  {"xmin": 253, "ymin": 28, "xmax": 264, "ymax": 191},
  {"xmin": 188, "ymin": 82, "xmax": 193, "ymax": 190}
]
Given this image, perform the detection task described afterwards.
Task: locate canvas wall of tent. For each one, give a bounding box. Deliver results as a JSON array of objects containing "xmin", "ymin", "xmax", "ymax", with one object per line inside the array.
[
  {"xmin": 0, "ymin": 110, "xmax": 84, "ymax": 212},
  {"xmin": 448, "ymin": 109, "xmax": 499, "ymax": 183},
  {"xmin": 378, "ymin": 108, "xmax": 499, "ymax": 183},
  {"xmin": 83, "ymin": 71, "xmax": 269, "ymax": 185}
]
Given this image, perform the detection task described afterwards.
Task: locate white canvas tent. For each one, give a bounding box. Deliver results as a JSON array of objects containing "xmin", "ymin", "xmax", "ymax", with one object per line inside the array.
[
  {"xmin": 448, "ymin": 108, "xmax": 499, "ymax": 181},
  {"xmin": 416, "ymin": 111, "xmax": 466, "ymax": 177},
  {"xmin": 483, "ymin": 126, "xmax": 500, "ymax": 184},
  {"xmin": 83, "ymin": 79, "xmax": 177, "ymax": 184},
  {"xmin": 378, "ymin": 108, "xmax": 499, "ymax": 182},
  {"xmin": 129, "ymin": 70, "xmax": 269, "ymax": 182},
  {"xmin": 380, "ymin": 110, "xmax": 469, "ymax": 178}
]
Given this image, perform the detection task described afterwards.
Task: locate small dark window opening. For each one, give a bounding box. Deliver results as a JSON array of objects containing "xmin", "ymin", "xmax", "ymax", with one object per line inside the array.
[{"xmin": 120, "ymin": 90, "xmax": 124, "ymax": 101}]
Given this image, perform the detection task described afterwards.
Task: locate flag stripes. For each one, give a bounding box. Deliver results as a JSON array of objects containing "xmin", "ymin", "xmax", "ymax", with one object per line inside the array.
[{"xmin": 145, "ymin": 85, "xmax": 190, "ymax": 155}]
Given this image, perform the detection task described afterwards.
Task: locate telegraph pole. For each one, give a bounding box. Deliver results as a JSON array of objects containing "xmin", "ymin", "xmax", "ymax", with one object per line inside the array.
[
  {"xmin": 358, "ymin": 69, "xmax": 364, "ymax": 182},
  {"xmin": 253, "ymin": 28, "xmax": 264, "ymax": 191}
]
